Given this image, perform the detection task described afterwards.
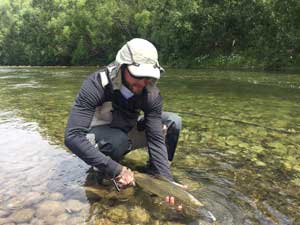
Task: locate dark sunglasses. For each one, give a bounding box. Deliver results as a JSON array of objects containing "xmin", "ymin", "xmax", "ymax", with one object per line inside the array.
[{"xmin": 126, "ymin": 67, "xmax": 153, "ymax": 81}]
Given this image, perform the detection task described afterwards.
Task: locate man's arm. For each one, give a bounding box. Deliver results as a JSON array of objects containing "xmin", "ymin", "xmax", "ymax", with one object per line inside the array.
[
  {"xmin": 64, "ymin": 72, "xmax": 122, "ymax": 178},
  {"xmin": 144, "ymin": 89, "xmax": 173, "ymax": 180}
]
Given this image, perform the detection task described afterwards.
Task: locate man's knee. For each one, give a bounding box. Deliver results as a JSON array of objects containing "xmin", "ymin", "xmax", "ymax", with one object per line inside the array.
[
  {"xmin": 162, "ymin": 112, "xmax": 182, "ymax": 161},
  {"xmin": 162, "ymin": 112, "xmax": 182, "ymax": 131},
  {"xmin": 100, "ymin": 130, "xmax": 129, "ymax": 161},
  {"xmin": 88, "ymin": 126, "xmax": 130, "ymax": 161}
]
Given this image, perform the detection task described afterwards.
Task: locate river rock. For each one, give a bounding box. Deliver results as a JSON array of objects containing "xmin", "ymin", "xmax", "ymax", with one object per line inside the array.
[
  {"xmin": 119, "ymin": 187, "xmax": 135, "ymax": 199},
  {"xmin": 23, "ymin": 192, "xmax": 44, "ymax": 207},
  {"xmin": 57, "ymin": 213, "xmax": 70, "ymax": 222},
  {"xmin": 47, "ymin": 214, "xmax": 68, "ymax": 225},
  {"xmin": 129, "ymin": 206, "xmax": 150, "ymax": 224},
  {"xmin": 10, "ymin": 208, "xmax": 35, "ymax": 223},
  {"xmin": 30, "ymin": 218, "xmax": 46, "ymax": 225},
  {"xmin": 42, "ymin": 213, "xmax": 69, "ymax": 225},
  {"xmin": 66, "ymin": 216, "xmax": 85, "ymax": 225},
  {"xmin": 36, "ymin": 201, "xmax": 65, "ymax": 218},
  {"xmin": 106, "ymin": 205, "xmax": 128, "ymax": 222},
  {"xmin": 94, "ymin": 218, "xmax": 115, "ymax": 225},
  {"xmin": 0, "ymin": 217, "xmax": 13, "ymax": 224},
  {"xmin": 49, "ymin": 192, "xmax": 64, "ymax": 201},
  {"xmin": 0, "ymin": 210, "xmax": 10, "ymax": 217},
  {"xmin": 163, "ymin": 222, "xmax": 185, "ymax": 225},
  {"xmin": 64, "ymin": 199, "xmax": 84, "ymax": 213},
  {"xmin": 43, "ymin": 216, "xmax": 58, "ymax": 225},
  {"xmin": 152, "ymin": 220, "xmax": 160, "ymax": 225},
  {"xmin": 187, "ymin": 219, "xmax": 212, "ymax": 225},
  {"xmin": 6, "ymin": 197, "xmax": 25, "ymax": 209},
  {"xmin": 225, "ymin": 136, "xmax": 240, "ymax": 146}
]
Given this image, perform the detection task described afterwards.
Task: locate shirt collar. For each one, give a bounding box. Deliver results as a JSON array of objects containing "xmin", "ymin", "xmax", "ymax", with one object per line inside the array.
[{"xmin": 120, "ymin": 84, "xmax": 134, "ymax": 99}]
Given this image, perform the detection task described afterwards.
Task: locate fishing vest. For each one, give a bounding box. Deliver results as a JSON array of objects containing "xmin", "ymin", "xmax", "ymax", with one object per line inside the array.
[{"xmin": 89, "ymin": 62, "xmax": 145, "ymax": 132}]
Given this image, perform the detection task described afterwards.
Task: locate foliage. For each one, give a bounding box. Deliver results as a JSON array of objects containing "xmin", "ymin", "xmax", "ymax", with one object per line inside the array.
[{"xmin": 0, "ymin": 0, "xmax": 299, "ymax": 69}]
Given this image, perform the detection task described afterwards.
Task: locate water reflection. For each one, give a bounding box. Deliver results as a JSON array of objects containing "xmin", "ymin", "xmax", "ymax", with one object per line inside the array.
[{"xmin": 0, "ymin": 113, "xmax": 90, "ymax": 224}]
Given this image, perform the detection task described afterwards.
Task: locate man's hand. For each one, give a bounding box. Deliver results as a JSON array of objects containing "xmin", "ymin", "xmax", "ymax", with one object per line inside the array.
[
  {"xmin": 115, "ymin": 166, "xmax": 135, "ymax": 189},
  {"xmin": 165, "ymin": 182, "xmax": 188, "ymax": 211}
]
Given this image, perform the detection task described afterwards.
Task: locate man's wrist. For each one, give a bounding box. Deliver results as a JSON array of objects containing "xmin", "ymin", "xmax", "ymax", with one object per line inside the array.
[{"xmin": 103, "ymin": 159, "xmax": 123, "ymax": 178}]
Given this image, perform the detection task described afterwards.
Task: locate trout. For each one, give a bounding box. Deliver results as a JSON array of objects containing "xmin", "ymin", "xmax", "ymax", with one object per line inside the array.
[
  {"xmin": 134, "ymin": 171, "xmax": 216, "ymax": 223},
  {"xmin": 85, "ymin": 171, "xmax": 216, "ymax": 223}
]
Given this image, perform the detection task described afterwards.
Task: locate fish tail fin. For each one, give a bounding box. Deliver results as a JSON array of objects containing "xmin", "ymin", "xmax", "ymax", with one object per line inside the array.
[{"xmin": 198, "ymin": 207, "xmax": 217, "ymax": 223}]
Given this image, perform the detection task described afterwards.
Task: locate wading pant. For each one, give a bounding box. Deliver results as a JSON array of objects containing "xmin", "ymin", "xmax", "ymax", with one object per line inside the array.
[{"xmin": 87, "ymin": 112, "xmax": 182, "ymax": 164}]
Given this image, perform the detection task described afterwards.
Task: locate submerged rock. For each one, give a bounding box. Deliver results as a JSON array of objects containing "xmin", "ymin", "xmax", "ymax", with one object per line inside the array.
[
  {"xmin": 42, "ymin": 213, "xmax": 69, "ymax": 225},
  {"xmin": 23, "ymin": 192, "xmax": 44, "ymax": 207},
  {"xmin": 10, "ymin": 208, "xmax": 35, "ymax": 223},
  {"xmin": 36, "ymin": 200, "xmax": 65, "ymax": 218},
  {"xmin": 0, "ymin": 217, "xmax": 14, "ymax": 224},
  {"xmin": 66, "ymin": 216, "xmax": 86, "ymax": 225},
  {"xmin": 0, "ymin": 209, "xmax": 10, "ymax": 217},
  {"xmin": 6, "ymin": 197, "xmax": 25, "ymax": 209},
  {"xmin": 188, "ymin": 219, "xmax": 212, "ymax": 225},
  {"xmin": 225, "ymin": 136, "xmax": 240, "ymax": 146},
  {"xmin": 106, "ymin": 205, "xmax": 128, "ymax": 222},
  {"xmin": 64, "ymin": 199, "xmax": 85, "ymax": 213},
  {"xmin": 30, "ymin": 218, "xmax": 46, "ymax": 225},
  {"xmin": 129, "ymin": 206, "xmax": 150, "ymax": 224},
  {"xmin": 49, "ymin": 192, "xmax": 64, "ymax": 201},
  {"xmin": 163, "ymin": 222, "xmax": 185, "ymax": 225},
  {"xmin": 94, "ymin": 218, "xmax": 115, "ymax": 225}
]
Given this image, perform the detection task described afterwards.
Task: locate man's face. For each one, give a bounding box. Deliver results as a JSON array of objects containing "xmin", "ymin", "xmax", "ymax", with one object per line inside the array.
[{"xmin": 123, "ymin": 67, "xmax": 152, "ymax": 94}]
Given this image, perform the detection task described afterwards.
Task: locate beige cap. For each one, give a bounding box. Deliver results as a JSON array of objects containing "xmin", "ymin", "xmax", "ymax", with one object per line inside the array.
[{"xmin": 116, "ymin": 38, "xmax": 164, "ymax": 79}]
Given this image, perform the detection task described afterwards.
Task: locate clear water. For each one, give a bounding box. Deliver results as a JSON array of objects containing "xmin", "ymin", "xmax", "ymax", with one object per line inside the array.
[{"xmin": 0, "ymin": 67, "xmax": 299, "ymax": 224}]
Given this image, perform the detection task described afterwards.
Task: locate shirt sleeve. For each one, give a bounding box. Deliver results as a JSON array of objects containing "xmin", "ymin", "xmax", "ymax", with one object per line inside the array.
[
  {"xmin": 64, "ymin": 72, "xmax": 122, "ymax": 178},
  {"xmin": 144, "ymin": 90, "xmax": 173, "ymax": 181}
]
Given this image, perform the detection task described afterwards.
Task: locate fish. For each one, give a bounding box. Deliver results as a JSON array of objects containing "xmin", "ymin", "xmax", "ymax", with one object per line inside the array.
[
  {"xmin": 134, "ymin": 171, "xmax": 217, "ymax": 223},
  {"xmin": 84, "ymin": 171, "xmax": 216, "ymax": 223}
]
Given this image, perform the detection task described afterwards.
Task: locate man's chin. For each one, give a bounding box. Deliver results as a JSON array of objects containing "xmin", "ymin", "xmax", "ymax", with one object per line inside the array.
[
  {"xmin": 131, "ymin": 87, "xmax": 144, "ymax": 94},
  {"xmin": 133, "ymin": 90, "xmax": 143, "ymax": 95}
]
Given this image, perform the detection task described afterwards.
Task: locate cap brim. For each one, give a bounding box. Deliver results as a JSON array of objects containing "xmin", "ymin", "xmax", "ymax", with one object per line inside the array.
[{"xmin": 128, "ymin": 64, "xmax": 160, "ymax": 79}]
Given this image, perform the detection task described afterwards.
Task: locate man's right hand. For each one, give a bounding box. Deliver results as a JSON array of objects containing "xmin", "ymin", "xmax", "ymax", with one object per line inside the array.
[{"xmin": 115, "ymin": 166, "xmax": 135, "ymax": 189}]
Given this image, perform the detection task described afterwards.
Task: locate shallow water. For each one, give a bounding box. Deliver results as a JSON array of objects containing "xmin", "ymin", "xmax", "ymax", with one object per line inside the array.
[{"xmin": 0, "ymin": 67, "xmax": 299, "ymax": 224}]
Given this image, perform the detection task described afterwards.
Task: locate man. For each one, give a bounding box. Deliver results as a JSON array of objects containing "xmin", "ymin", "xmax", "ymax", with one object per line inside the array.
[{"xmin": 65, "ymin": 38, "xmax": 183, "ymax": 207}]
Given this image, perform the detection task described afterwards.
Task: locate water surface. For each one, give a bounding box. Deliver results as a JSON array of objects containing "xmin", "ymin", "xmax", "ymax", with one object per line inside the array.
[{"xmin": 0, "ymin": 67, "xmax": 299, "ymax": 224}]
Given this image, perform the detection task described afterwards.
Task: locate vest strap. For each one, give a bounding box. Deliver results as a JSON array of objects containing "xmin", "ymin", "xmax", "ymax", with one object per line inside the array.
[{"xmin": 100, "ymin": 71, "xmax": 109, "ymax": 87}]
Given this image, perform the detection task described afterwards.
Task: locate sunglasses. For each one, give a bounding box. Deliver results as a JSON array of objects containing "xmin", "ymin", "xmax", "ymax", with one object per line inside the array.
[{"xmin": 126, "ymin": 67, "xmax": 153, "ymax": 81}]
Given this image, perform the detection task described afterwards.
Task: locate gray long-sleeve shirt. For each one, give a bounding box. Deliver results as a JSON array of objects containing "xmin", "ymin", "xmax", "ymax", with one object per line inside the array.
[{"xmin": 64, "ymin": 67, "xmax": 172, "ymax": 180}]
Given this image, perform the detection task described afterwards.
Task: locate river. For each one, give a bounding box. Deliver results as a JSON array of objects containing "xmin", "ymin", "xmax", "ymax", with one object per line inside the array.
[{"xmin": 0, "ymin": 67, "xmax": 299, "ymax": 225}]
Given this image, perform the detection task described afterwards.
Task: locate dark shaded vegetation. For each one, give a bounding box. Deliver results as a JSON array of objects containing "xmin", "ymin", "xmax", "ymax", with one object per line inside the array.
[{"xmin": 0, "ymin": 0, "xmax": 299, "ymax": 70}]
